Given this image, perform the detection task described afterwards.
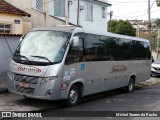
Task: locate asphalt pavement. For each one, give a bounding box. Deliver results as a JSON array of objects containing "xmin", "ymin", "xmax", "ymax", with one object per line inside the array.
[{"xmin": 1, "ymin": 76, "xmax": 160, "ymax": 120}]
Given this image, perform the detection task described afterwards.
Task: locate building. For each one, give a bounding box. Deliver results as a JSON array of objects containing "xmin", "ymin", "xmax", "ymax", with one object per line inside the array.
[
  {"xmin": 5, "ymin": 0, "xmax": 111, "ymax": 32},
  {"xmin": 0, "ymin": 0, "xmax": 31, "ymax": 35},
  {"xmin": 129, "ymin": 19, "xmax": 159, "ymax": 38},
  {"xmin": 49, "ymin": 0, "xmax": 111, "ymax": 32}
]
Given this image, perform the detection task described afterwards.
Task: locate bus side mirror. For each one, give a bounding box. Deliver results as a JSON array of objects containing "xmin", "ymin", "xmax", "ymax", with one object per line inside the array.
[
  {"xmin": 72, "ymin": 36, "xmax": 80, "ymax": 47},
  {"xmin": 20, "ymin": 35, "xmax": 26, "ymax": 42}
]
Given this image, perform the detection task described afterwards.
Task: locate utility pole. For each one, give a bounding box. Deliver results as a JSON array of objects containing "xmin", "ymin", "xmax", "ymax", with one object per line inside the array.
[
  {"xmin": 77, "ymin": 0, "xmax": 80, "ymax": 25},
  {"xmin": 148, "ymin": 0, "xmax": 152, "ymax": 41},
  {"xmin": 109, "ymin": 11, "xmax": 113, "ymax": 32},
  {"xmin": 44, "ymin": 0, "xmax": 47, "ymax": 26},
  {"xmin": 156, "ymin": 0, "xmax": 160, "ymax": 58},
  {"xmin": 65, "ymin": 0, "xmax": 69, "ymax": 25},
  {"xmin": 157, "ymin": 29, "xmax": 160, "ymax": 59},
  {"xmin": 137, "ymin": 20, "xmax": 140, "ymax": 37}
]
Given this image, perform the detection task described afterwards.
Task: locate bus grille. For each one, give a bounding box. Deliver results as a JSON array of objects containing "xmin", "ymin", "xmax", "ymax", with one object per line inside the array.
[
  {"xmin": 14, "ymin": 74, "xmax": 39, "ymax": 94},
  {"xmin": 15, "ymin": 86, "xmax": 34, "ymax": 94},
  {"xmin": 14, "ymin": 74, "xmax": 38, "ymax": 84}
]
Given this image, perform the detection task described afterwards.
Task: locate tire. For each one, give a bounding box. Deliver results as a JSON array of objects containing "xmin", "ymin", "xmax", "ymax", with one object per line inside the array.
[
  {"xmin": 126, "ymin": 77, "xmax": 135, "ymax": 92},
  {"xmin": 66, "ymin": 85, "xmax": 80, "ymax": 106}
]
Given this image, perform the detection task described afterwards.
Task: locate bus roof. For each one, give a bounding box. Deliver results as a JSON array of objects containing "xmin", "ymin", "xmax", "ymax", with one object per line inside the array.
[
  {"xmin": 32, "ymin": 26, "xmax": 77, "ymax": 33},
  {"xmin": 83, "ymin": 28, "xmax": 149, "ymax": 43},
  {"xmin": 31, "ymin": 26, "xmax": 149, "ymax": 43}
]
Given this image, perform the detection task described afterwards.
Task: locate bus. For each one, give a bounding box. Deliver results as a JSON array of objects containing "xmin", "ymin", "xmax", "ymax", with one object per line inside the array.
[{"xmin": 7, "ymin": 26, "xmax": 151, "ymax": 106}]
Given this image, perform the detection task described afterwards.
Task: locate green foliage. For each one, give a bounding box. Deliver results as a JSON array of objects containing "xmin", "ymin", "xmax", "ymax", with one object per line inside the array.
[
  {"xmin": 108, "ymin": 20, "xmax": 136, "ymax": 36},
  {"xmin": 155, "ymin": 18, "xmax": 160, "ymax": 27},
  {"xmin": 152, "ymin": 31, "xmax": 158, "ymax": 39},
  {"xmin": 157, "ymin": 1, "xmax": 160, "ymax": 7}
]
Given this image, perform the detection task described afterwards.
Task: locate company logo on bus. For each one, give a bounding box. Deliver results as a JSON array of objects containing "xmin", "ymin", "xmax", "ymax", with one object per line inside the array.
[
  {"xmin": 15, "ymin": 65, "xmax": 41, "ymax": 73},
  {"xmin": 110, "ymin": 65, "xmax": 127, "ymax": 73}
]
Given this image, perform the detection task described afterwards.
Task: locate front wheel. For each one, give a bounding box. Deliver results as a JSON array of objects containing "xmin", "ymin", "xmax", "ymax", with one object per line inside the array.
[
  {"xmin": 66, "ymin": 85, "xmax": 80, "ymax": 106},
  {"xmin": 126, "ymin": 78, "xmax": 135, "ymax": 92}
]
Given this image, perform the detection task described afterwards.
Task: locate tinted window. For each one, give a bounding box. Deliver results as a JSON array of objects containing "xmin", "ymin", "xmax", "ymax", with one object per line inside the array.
[
  {"xmin": 84, "ymin": 34, "xmax": 151, "ymax": 61},
  {"xmin": 84, "ymin": 34, "xmax": 117, "ymax": 61},
  {"xmin": 131, "ymin": 41, "xmax": 151, "ymax": 60},
  {"xmin": 65, "ymin": 33, "xmax": 151, "ymax": 64},
  {"xmin": 121, "ymin": 39, "xmax": 132, "ymax": 60},
  {"xmin": 100, "ymin": 36, "xmax": 116, "ymax": 60},
  {"xmin": 65, "ymin": 33, "xmax": 84, "ymax": 65},
  {"xmin": 84, "ymin": 34, "xmax": 100, "ymax": 61}
]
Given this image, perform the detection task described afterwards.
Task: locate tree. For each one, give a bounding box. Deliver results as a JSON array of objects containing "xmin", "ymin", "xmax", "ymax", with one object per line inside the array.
[
  {"xmin": 155, "ymin": 18, "xmax": 160, "ymax": 27},
  {"xmin": 108, "ymin": 20, "xmax": 136, "ymax": 37},
  {"xmin": 157, "ymin": 0, "xmax": 160, "ymax": 6}
]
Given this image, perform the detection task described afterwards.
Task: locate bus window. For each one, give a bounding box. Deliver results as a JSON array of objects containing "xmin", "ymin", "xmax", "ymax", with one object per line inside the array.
[{"xmin": 65, "ymin": 34, "xmax": 84, "ymax": 65}]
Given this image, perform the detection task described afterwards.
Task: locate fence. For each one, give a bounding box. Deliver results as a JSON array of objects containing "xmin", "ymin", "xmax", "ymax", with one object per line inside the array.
[{"xmin": 0, "ymin": 35, "xmax": 20, "ymax": 85}]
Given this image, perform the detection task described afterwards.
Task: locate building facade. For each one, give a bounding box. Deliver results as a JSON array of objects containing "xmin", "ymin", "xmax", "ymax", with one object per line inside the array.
[
  {"xmin": 0, "ymin": 0, "xmax": 31, "ymax": 35},
  {"xmin": 5, "ymin": 0, "xmax": 111, "ymax": 32},
  {"xmin": 5, "ymin": 0, "xmax": 68, "ymax": 29},
  {"xmin": 48, "ymin": 0, "xmax": 111, "ymax": 32}
]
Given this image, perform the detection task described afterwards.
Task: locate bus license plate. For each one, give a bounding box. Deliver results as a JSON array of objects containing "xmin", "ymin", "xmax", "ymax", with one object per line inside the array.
[{"xmin": 19, "ymin": 82, "xmax": 29, "ymax": 88}]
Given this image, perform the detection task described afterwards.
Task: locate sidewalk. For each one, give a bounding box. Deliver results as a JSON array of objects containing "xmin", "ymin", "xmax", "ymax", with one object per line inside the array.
[
  {"xmin": 136, "ymin": 77, "xmax": 160, "ymax": 88},
  {"xmin": 0, "ymin": 83, "xmax": 8, "ymax": 94}
]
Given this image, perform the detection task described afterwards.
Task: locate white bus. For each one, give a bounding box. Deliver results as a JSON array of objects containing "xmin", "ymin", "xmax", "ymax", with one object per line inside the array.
[{"xmin": 7, "ymin": 26, "xmax": 151, "ymax": 106}]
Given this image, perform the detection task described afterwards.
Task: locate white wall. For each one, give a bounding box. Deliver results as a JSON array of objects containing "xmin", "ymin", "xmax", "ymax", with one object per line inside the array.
[
  {"xmin": 78, "ymin": 1, "xmax": 108, "ymax": 33},
  {"xmin": 49, "ymin": 0, "xmax": 109, "ymax": 32}
]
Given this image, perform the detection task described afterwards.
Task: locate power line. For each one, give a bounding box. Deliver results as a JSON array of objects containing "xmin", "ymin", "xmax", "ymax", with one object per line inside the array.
[
  {"xmin": 113, "ymin": 9, "xmax": 160, "ymax": 19},
  {"xmin": 113, "ymin": 10, "xmax": 146, "ymax": 18},
  {"xmin": 110, "ymin": 0, "xmax": 155, "ymax": 5},
  {"xmin": 21, "ymin": 0, "xmax": 159, "ymax": 22}
]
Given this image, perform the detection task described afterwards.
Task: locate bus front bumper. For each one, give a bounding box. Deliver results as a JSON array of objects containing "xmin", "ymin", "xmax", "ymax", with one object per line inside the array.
[
  {"xmin": 8, "ymin": 88, "xmax": 57, "ymax": 100},
  {"xmin": 7, "ymin": 75, "xmax": 62, "ymax": 100}
]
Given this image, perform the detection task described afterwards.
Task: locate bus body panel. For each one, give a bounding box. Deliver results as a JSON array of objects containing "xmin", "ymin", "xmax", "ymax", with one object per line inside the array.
[
  {"xmin": 7, "ymin": 26, "xmax": 151, "ymax": 101},
  {"xmin": 61, "ymin": 60, "xmax": 150, "ymax": 98}
]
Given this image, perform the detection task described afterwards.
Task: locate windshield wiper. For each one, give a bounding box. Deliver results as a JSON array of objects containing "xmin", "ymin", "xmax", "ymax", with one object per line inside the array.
[
  {"xmin": 30, "ymin": 55, "xmax": 52, "ymax": 64},
  {"xmin": 13, "ymin": 54, "xmax": 29, "ymax": 61}
]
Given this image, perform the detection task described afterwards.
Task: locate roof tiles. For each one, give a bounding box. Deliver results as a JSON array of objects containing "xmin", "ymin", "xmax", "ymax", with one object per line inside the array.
[{"xmin": 0, "ymin": 0, "xmax": 31, "ymax": 17}]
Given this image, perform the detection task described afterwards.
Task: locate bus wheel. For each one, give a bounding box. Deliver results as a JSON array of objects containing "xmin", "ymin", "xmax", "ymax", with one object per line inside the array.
[
  {"xmin": 126, "ymin": 77, "xmax": 135, "ymax": 92},
  {"xmin": 66, "ymin": 85, "xmax": 80, "ymax": 106}
]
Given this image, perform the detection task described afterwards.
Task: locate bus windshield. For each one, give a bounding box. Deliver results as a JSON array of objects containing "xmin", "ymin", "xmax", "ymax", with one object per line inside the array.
[{"xmin": 13, "ymin": 31, "xmax": 71, "ymax": 65}]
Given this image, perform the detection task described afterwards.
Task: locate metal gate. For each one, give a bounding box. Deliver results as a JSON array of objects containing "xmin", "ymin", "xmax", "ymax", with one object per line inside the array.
[{"xmin": 0, "ymin": 35, "xmax": 20, "ymax": 85}]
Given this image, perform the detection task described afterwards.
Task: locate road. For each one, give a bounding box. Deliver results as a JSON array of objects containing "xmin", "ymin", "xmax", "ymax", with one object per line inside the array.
[{"xmin": 1, "ymin": 76, "xmax": 160, "ymax": 120}]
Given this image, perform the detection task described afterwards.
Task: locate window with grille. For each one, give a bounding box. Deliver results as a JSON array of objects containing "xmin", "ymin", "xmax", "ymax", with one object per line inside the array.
[
  {"xmin": 85, "ymin": 4, "xmax": 93, "ymax": 21},
  {"xmin": 0, "ymin": 24, "xmax": 11, "ymax": 34},
  {"xmin": 36, "ymin": 0, "xmax": 44, "ymax": 12}
]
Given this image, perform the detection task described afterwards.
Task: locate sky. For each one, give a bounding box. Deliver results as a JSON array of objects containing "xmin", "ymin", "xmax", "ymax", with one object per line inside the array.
[{"xmin": 107, "ymin": 0, "xmax": 160, "ymax": 20}]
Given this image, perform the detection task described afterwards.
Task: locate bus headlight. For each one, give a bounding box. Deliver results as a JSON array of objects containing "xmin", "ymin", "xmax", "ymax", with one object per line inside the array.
[{"xmin": 41, "ymin": 76, "xmax": 58, "ymax": 84}]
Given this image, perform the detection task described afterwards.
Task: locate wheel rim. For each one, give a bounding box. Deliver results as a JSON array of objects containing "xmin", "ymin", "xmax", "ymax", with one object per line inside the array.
[
  {"xmin": 69, "ymin": 89, "xmax": 78, "ymax": 104},
  {"xmin": 129, "ymin": 81, "xmax": 133, "ymax": 91}
]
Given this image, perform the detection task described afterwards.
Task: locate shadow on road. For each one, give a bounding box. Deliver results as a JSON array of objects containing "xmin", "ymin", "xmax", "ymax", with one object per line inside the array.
[{"xmin": 5, "ymin": 83, "xmax": 151, "ymax": 112}]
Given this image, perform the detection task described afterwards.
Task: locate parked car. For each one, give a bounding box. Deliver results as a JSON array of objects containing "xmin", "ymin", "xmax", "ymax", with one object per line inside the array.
[{"xmin": 151, "ymin": 60, "xmax": 160, "ymax": 76}]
